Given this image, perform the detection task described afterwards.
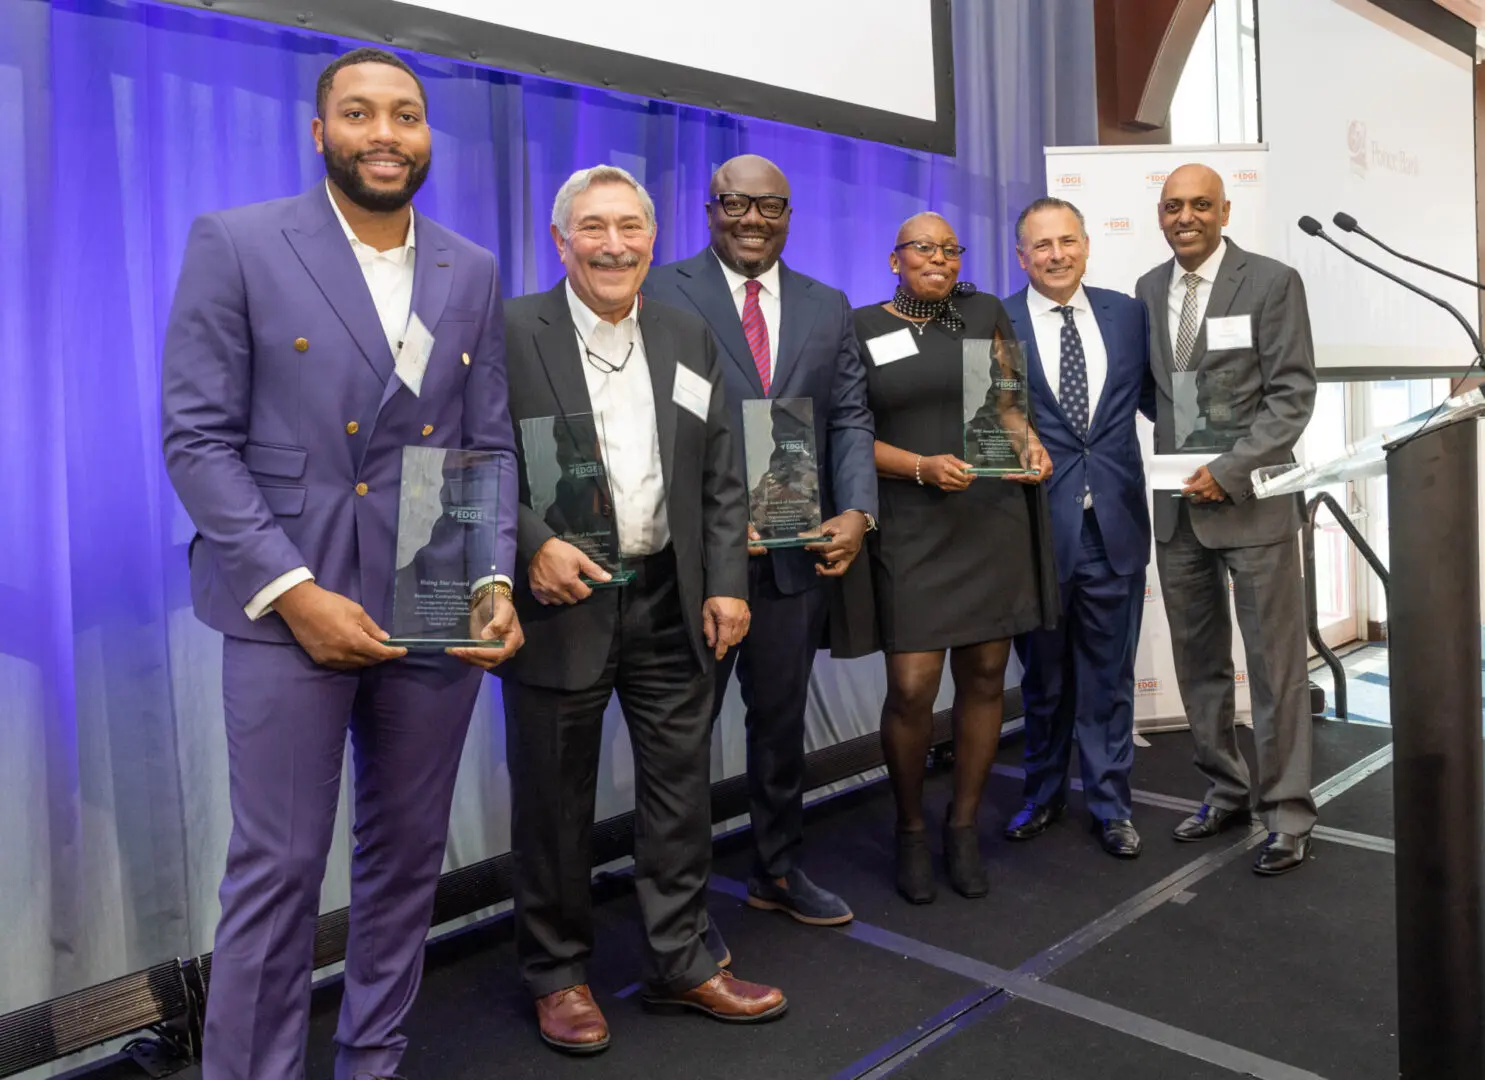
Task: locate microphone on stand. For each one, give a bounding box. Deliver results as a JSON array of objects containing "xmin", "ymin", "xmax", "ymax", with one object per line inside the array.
[
  {"xmin": 1297, "ymin": 215, "xmax": 1485, "ymax": 358},
  {"xmin": 1297, "ymin": 215, "xmax": 1483, "ymax": 450},
  {"xmin": 1332, "ymin": 212, "xmax": 1485, "ymax": 293}
]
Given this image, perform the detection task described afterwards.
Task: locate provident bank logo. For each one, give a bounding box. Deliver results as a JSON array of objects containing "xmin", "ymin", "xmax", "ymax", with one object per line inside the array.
[
  {"xmin": 1051, "ymin": 172, "xmax": 1083, "ymax": 190},
  {"xmin": 1135, "ymin": 677, "xmax": 1162, "ymax": 697},
  {"xmin": 1349, "ymin": 119, "xmax": 1419, "ymax": 178},
  {"xmin": 1104, "ymin": 217, "xmax": 1133, "ymax": 236},
  {"xmin": 1348, "ymin": 120, "xmax": 1368, "ymax": 176},
  {"xmin": 1229, "ymin": 168, "xmax": 1260, "ymax": 187}
]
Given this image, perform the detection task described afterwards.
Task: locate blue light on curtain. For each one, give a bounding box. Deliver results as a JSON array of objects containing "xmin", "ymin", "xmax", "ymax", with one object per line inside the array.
[{"xmin": 0, "ymin": 0, "xmax": 1096, "ymax": 1026}]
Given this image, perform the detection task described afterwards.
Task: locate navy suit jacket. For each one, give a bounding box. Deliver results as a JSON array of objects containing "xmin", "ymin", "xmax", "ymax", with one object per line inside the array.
[
  {"xmin": 644, "ymin": 250, "xmax": 876, "ymax": 597},
  {"xmin": 1004, "ymin": 285, "xmax": 1155, "ymax": 583}
]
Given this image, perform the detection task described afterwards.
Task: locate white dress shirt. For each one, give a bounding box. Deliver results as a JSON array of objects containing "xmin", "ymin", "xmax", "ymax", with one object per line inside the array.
[
  {"xmin": 1027, "ymin": 284, "xmax": 1107, "ymax": 510},
  {"xmin": 566, "ymin": 281, "xmax": 670, "ymax": 557},
  {"xmin": 715, "ymin": 251, "xmax": 781, "ymax": 382},
  {"xmin": 245, "ymin": 184, "xmax": 419, "ymax": 621},
  {"xmin": 1167, "ymin": 237, "xmax": 1228, "ymax": 356},
  {"xmin": 1027, "ymin": 283, "xmax": 1108, "ymax": 430}
]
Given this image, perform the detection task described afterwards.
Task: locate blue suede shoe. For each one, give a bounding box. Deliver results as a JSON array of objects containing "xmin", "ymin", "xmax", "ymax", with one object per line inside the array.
[{"xmin": 745, "ymin": 869, "xmax": 853, "ymax": 926}]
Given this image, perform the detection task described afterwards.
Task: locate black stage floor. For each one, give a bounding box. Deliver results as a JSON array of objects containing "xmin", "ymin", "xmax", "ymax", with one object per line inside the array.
[{"xmin": 74, "ymin": 707, "xmax": 1398, "ymax": 1080}]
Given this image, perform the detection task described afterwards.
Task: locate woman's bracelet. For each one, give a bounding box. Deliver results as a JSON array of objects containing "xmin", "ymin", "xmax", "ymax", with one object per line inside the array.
[{"xmin": 914, "ymin": 455, "xmax": 924, "ymax": 486}]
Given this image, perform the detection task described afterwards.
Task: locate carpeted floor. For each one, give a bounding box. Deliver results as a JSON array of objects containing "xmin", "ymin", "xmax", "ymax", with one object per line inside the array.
[{"xmin": 65, "ymin": 649, "xmax": 1404, "ymax": 1080}]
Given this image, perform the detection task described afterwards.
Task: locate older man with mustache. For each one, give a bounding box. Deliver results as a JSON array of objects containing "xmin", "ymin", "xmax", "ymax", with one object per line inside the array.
[{"xmin": 499, "ymin": 165, "xmax": 786, "ymax": 1056}]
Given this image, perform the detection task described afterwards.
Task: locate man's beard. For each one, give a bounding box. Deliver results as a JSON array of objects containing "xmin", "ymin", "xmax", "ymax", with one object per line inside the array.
[{"xmin": 323, "ymin": 134, "xmax": 430, "ymax": 213}]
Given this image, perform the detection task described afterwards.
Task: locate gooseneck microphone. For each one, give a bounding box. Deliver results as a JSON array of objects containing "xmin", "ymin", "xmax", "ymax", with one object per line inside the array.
[
  {"xmin": 1332, "ymin": 211, "xmax": 1485, "ymax": 293},
  {"xmin": 1296, "ymin": 215, "xmax": 1485, "ymax": 359}
]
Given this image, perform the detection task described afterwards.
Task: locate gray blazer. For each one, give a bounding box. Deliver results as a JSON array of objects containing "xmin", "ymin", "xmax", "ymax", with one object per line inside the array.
[{"xmin": 1136, "ymin": 239, "xmax": 1317, "ymax": 549}]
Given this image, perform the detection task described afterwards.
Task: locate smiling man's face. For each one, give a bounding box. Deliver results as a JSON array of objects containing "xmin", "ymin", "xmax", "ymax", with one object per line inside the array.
[
  {"xmin": 313, "ymin": 61, "xmax": 431, "ymax": 213},
  {"xmin": 1158, "ymin": 164, "xmax": 1230, "ymax": 270}
]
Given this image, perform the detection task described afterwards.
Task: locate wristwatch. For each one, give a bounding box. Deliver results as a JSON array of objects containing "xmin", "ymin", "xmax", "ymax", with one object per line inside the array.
[{"xmin": 849, "ymin": 509, "xmax": 878, "ymax": 532}]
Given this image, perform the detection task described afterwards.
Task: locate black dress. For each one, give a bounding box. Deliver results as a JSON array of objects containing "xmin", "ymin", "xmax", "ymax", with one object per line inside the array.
[{"xmin": 854, "ymin": 293, "xmax": 1059, "ymax": 654}]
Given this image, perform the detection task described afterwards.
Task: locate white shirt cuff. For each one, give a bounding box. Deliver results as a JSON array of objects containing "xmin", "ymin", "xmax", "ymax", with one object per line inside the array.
[{"xmin": 245, "ymin": 566, "xmax": 314, "ymax": 621}]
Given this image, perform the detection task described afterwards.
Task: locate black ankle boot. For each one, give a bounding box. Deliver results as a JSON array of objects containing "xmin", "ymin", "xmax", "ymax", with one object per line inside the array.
[
  {"xmin": 895, "ymin": 827, "xmax": 937, "ymax": 904},
  {"xmin": 943, "ymin": 821, "xmax": 989, "ymax": 898}
]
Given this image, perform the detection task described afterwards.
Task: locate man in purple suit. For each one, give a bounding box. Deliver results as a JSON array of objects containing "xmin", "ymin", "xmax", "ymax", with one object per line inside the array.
[{"xmin": 161, "ymin": 48, "xmax": 522, "ymax": 1080}]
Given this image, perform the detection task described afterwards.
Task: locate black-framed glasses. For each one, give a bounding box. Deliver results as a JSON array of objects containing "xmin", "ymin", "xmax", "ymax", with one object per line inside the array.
[
  {"xmin": 712, "ymin": 192, "xmax": 790, "ymax": 219},
  {"xmin": 894, "ymin": 240, "xmax": 966, "ymax": 259}
]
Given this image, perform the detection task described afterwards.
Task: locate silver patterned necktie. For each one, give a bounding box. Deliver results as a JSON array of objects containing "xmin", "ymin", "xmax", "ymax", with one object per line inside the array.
[{"xmin": 1173, "ymin": 271, "xmax": 1203, "ymax": 372}]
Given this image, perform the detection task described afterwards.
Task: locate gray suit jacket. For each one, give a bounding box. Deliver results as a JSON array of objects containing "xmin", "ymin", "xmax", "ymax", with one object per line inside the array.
[{"xmin": 1136, "ymin": 239, "xmax": 1316, "ymax": 549}]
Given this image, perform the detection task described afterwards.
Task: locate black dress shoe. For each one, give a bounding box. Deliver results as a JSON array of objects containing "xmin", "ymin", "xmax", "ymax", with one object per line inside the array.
[
  {"xmin": 1003, "ymin": 801, "xmax": 1064, "ymax": 841},
  {"xmin": 1092, "ymin": 817, "xmax": 1142, "ymax": 858},
  {"xmin": 1253, "ymin": 831, "xmax": 1311, "ymax": 876},
  {"xmin": 1171, "ymin": 803, "xmax": 1251, "ymax": 842},
  {"xmin": 895, "ymin": 827, "xmax": 936, "ymax": 904}
]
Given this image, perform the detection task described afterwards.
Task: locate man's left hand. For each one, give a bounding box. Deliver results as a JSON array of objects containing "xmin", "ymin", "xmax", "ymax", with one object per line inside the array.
[
  {"xmin": 1006, "ymin": 439, "xmax": 1053, "ymax": 485},
  {"xmin": 702, "ymin": 596, "xmax": 751, "ymax": 660},
  {"xmin": 448, "ymin": 594, "xmax": 524, "ymax": 670},
  {"xmin": 804, "ymin": 510, "xmax": 869, "ymax": 578},
  {"xmin": 1181, "ymin": 465, "xmax": 1227, "ymax": 503}
]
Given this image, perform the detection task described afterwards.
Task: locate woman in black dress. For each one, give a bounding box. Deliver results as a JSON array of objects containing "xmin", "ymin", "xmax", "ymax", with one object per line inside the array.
[{"xmin": 855, "ymin": 212, "xmax": 1059, "ymax": 903}]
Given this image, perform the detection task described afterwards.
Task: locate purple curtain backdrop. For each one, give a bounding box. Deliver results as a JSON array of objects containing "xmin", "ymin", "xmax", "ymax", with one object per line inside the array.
[{"xmin": 0, "ymin": 0, "xmax": 1095, "ymax": 1024}]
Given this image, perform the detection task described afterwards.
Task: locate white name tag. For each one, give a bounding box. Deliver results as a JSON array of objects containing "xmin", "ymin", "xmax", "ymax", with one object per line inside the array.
[
  {"xmin": 865, "ymin": 327, "xmax": 919, "ymax": 366},
  {"xmin": 672, "ymin": 362, "xmax": 711, "ymax": 421},
  {"xmin": 1205, "ymin": 315, "xmax": 1252, "ymax": 351},
  {"xmin": 395, "ymin": 313, "xmax": 435, "ymax": 397}
]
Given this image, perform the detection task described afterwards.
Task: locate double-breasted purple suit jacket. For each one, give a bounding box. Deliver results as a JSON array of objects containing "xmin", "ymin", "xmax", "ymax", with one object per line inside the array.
[{"xmin": 161, "ymin": 185, "xmax": 518, "ymax": 642}]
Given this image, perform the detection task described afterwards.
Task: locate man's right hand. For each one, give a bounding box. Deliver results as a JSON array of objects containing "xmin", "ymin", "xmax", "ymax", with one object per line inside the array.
[
  {"xmin": 272, "ymin": 581, "xmax": 407, "ymax": 669},
  {"xmin": 747, "ymin": 523, "xmax": 766, "ymax": 557},
  {"xmin": 529, "ymin": 537, "xmax": 612, "ymax": 605}
]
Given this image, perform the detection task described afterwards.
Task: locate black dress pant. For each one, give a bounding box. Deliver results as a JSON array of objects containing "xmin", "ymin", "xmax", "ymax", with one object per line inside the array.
[
  {"xmin": 504, "ymin": 547, "xmax": 719, "ymax": 997},
  {"xmin": 710, "ymin": 555, "xmax": 830, "ymax": 878}
]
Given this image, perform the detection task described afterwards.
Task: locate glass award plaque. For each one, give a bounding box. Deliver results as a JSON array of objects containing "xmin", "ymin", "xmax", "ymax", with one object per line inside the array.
[
  {"xmin": 1171, "ymin": 366, "xmax": 1245, "ymax": 452},
  {"xmin": 519, "ymin": 413, "xmax": 634, "ymax": 588},
  {"xmin": 962, "ymin": 338, "xmax": 1040, "ymax": 477},
  {"xmin": 387, "ymin": 446, "xmax": 504, "ymax": 649},
  {"xmin": 743, "ymin": 397, "xmax": 822, "ymax": 548}
]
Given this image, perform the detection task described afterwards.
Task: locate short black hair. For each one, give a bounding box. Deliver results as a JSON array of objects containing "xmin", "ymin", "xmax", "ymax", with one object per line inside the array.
[
  {"xmin": 316, "ymin": 47, "xmax": 428, "ymax": 120},
  {"xmin": 1015, "ymin": 196, "xmax": 1087, "ymax": 247}
]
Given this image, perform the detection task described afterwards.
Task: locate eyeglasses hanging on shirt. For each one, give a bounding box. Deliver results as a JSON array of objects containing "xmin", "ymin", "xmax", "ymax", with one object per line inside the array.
[{"xmin": 574, "ymin": 322, "xmax": 635, "ymax": 375}]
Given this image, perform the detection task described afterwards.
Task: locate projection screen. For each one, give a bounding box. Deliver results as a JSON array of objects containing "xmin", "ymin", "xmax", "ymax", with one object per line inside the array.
[{"xmin": 150, "ymin": 0, "xmax": 956, "ymax": 153}]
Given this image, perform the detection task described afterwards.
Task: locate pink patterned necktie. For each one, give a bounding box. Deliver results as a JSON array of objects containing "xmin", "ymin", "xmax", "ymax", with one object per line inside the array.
[{"xmin": 742, "ymin": 278, "xmax": 771, "ymax": 395}]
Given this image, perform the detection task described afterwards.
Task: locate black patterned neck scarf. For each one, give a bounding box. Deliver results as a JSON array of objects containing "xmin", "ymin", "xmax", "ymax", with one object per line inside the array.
[{"xmin": 892, "ymin": 281, "xmax": 977, "ymax": 333}]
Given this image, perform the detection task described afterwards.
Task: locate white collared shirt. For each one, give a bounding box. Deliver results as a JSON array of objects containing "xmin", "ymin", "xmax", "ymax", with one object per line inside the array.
[
  {"xmin": 714, "ymin": 251, "xmax": 781, "ymax": 381},
  {"xmin": 1167, "ymin": 237, "xmax": 1228, "ymax": 356},
  {"xmin": 566, "ymin": 281, "xmax": 670, "ymax": 557},
  {"xmin": 326, "ymin": 179, "xmax": 417, "ymax": 353},
  {"xmin": 245, "ymin": 183, "xmax": 422, "ymax": 621},
  {"xmin": 1027, "ymin": 283, "xmax": 1108, "ymax": 431},
  {"xmin": 1027, "ymin": 283, "xmax": 1107, "ymax": 510}
]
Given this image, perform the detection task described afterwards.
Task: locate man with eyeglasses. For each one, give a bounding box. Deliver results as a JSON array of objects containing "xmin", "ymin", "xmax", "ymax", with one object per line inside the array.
[{"xmin": 646, "ymin": 154, "xmax": 877, "ymax": 941}]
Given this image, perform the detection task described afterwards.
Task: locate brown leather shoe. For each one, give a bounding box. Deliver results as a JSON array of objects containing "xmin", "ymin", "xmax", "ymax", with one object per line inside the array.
[
  {"xmin": 642, "ymin": 970, "xmax": 787, "ymax": 1023},
  {"xmin": 534, "ymin": 985, "xmax": 610, "ymax": 1054}
]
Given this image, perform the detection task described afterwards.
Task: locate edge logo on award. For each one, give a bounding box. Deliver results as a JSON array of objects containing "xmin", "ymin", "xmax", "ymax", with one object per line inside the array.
[{"xmin": 446, "ymin": 505, "xmax": 485, "ymax": 523}]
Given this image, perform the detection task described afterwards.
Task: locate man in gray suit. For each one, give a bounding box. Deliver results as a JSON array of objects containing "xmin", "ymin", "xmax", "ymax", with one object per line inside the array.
[{"xmin": 1135, "ymin": 164, "xmax": 1318, "ymax": 876}]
